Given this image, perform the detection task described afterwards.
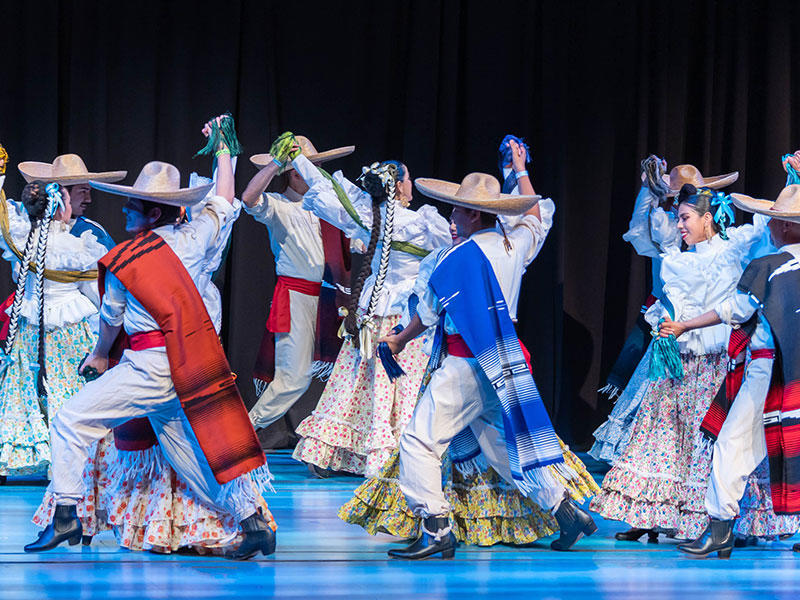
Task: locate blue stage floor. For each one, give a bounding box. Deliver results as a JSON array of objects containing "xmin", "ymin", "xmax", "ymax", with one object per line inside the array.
[{"xmin": 1, "ymin": 451, "xmax": 799, "ymax": 599}]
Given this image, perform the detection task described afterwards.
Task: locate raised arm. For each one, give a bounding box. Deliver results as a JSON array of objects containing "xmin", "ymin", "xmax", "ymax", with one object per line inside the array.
[
  {"xmin": 242, "ymin": 157, "xmax": 281, "ymax": 208},
  {"xmin": 201, "ymin": 115, "xmax": 235, "ymax": 206},
  {"xmin": 507, "ymin": 139, "xmax": 540, "ymax": 220}
]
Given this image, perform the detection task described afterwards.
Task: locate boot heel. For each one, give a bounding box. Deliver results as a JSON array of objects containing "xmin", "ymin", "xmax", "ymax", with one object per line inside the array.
[
  {"xmin": 718, "ymin": 548, "xmax": 732, "ymax": 559},
  {"xmin": 68, "ymin": 534, "xmax": 81, "ymax": 546},
  {"xmin": 441, "ymin": 547, "xmax": 455, "ymax": 559},
  {"xmin": 583, "ymin": 521, "xmax": 598, "ymax": 536}
]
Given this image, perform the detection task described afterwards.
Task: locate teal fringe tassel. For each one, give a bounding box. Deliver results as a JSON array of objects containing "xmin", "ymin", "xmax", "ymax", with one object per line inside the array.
[
  {"xmin": 783, "ymin": 153, "xmax": 800, "ymax": 185},
  {"xmin": 648, "ymin": 321, "xmax": 684, "ymax": 381},
  {"xmin": 194, "ymin": 112, "xmax": 242, "ymax": 158}
]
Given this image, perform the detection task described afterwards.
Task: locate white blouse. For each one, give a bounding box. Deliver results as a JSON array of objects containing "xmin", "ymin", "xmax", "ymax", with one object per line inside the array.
[
  {"xmin": 622, "ymin": 186, "xmax": 681, "ymax": 299},
  {"xmin": 294, "ymin": 155, "xmax": 451, "ymax": 317},
  {"xmin": 1, "ymin": 200, "xmax": 107, "ymax": 331},
  {"xmin": 645, "ymin": 216, "xmax": 771, "ymax": 355}
]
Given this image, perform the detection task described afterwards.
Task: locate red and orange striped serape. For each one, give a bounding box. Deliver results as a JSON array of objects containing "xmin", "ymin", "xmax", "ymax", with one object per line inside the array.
[{"xmin": 99, "ymin": 231, "xmax": 265, "ymax": 484}]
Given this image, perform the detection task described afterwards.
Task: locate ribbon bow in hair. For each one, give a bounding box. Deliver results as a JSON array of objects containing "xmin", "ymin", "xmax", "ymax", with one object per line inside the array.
[
  {"xmin": 709, "ymin": 190, "xmax": 734, "ymax": 240},
  {"xmin": 45, "ymin": 183, "xmax": 65, "ymax": 216}
]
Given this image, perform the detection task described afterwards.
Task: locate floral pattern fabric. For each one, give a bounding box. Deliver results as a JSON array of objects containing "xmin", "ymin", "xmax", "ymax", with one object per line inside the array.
[
  {"xmin": 0, "ymin": 317, "xmax": 96, "ymax": 475},
  {"xmin": 292, "ymin": 314, "xmax": 427, "ymax": 477},
  {"xmin": 338, "ymin": 441, "xmax": 599, "ymax": 546},
  {"xmin": 33, "ymin": 433, "xmax": 114, "ymax": 536},
  {"xmin": 590, "ymin": 352, "xmax": 799, "ymax": 540},
  {"xmin": 101, "ymin": 445, "xmax": 276, "ymax": 553}
]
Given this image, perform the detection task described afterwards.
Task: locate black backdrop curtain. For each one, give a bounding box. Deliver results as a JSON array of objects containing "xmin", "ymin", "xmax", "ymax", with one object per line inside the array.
[{"xmin": 1, "ymin": 0, "xmax": 799, "ymax": 448}]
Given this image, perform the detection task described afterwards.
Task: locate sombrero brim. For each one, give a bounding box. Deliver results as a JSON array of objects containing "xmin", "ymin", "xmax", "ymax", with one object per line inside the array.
[
  {"xmin": 663, "ymin": 171, "xmax": 739, "ymax": 197},
  {"xmin": 730, "ymin": 193, "xmax": 800, "ymax": 224},
  {"xmin": 414, "ymin": 178, "xmax": 540, "ymax": 216},
  {"xmin": 250, "ymin": 145, "xmax": 355, "ymax": 173},
  {"xmin": 89, "ymin": 180, "xmax": 215, "ymax": 207},
  {"xmin": 18, "ymin": 161, "xmax": 127, "ymax": 185}
]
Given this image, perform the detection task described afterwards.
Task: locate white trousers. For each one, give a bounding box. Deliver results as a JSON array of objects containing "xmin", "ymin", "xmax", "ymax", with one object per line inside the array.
[
  {"xmin": 398, "ymin": 354, "xmax": 565, "ymax": 517},
  {"xmin": 50, "ymin": 348, "xmax": 257, "ymax": 523},
  {"xmin": 249, "ymin": 290, "xmax": 318, "ymax": 429},
  {"xmin": 705, "ymin": 357, "xmax": 772, "ymax": 520}
]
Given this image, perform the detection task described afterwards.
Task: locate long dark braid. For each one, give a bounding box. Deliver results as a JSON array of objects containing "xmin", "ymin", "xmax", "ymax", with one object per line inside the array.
[
  {"xmin": 343, "ymin": 161, "xmax": 403, "ymax": 346},
  {"xmin": 344, "ymin": 182, "xmax": 384, "ymax": 344}
]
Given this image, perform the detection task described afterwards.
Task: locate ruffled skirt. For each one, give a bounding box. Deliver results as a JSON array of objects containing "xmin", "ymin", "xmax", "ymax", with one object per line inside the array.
[
  {"xmin": 590, "ymin": 352, "xmax": 798, "ymax": 540},
  {"xmin": 292, "ymin": 314, "xmax": 428, "ymax": 477},
  {"xmin": 0, "ymin": 317, "xmax": 96, "ymax": 475},
  {"xmin": 338, "ymin": 441, "xmax": 599, "ymax": 546},
  {"xmin": 102, "ymin": 445, "xmax": 276, "ymax": 553},
  {"xmin": 32, "ymin": 433, "xmax": 114, "ymax": 536},
  {"xmin": 589, "ymin": 347, "xmax": 651, "ymax": 465}
]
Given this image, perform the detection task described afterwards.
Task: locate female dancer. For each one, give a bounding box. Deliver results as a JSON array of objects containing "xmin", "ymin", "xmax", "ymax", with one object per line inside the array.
[
  {"xmin": 590, "ymin": 184, "xmax": 784, "ymax": 541},
  {"xmin": 278, "ymin": 139, "xmax": 450, "ymax": 477}
]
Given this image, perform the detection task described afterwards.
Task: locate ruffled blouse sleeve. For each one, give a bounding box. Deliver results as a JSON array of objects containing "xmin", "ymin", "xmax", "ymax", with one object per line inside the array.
[
  {"xmin": 0, "ymin": 200, "xmax": 32, "ymax": 264},
  {"xmin": 297, "ymin": 157, "xmax": 372, "ymax": 245},
  {"xmin": 622, "ymin": 187, "xmax": 680, "ymax": 257},
  {"xmin": 44, "ymin": 224, "xmax": 107, "ymax": 271}
]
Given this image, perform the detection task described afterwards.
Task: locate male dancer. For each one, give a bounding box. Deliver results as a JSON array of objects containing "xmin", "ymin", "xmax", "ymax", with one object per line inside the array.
[
  {"xmin": 24, "ymin": 116, "xmax": 274, "ymax": 560},
  {"xmin": 659, "ymin": 184, "xmax": 800, "ymax": 558},
  {"xmin": 243, "ymin": 135, "xmax": 353, "ymax": 432},
  {"xmin": 380, "ymin": 142, "xmax": 595, "ymax": 559},
  {"xmin": 18, "ymin": 153, "xmax": 123, "ymax": 250}
]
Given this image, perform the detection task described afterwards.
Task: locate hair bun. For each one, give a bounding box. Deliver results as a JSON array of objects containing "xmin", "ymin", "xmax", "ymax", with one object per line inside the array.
[
  {"xmin": 20, "ymin": 180, "xmax": 50, "ymax": 222},
  {"xmin": 677, "ymin": 183, "xmax": 697, "ymax": 203},
  {"xmin": 361, "ymin": 171, "xmax": 387, "ymax": 199}
]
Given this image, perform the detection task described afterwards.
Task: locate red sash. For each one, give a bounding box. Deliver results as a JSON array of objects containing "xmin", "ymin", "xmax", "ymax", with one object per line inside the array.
[
  {"xmin": 446, "ymin": 333, "xmax": 533, "ymax": 372},
  {"xmin": 99, "ymin": 231, "xmax": 264, "ymax": 484},
  {"xmin": 264, "ymin": 276, "xmax": 322, "ymax": 333}
]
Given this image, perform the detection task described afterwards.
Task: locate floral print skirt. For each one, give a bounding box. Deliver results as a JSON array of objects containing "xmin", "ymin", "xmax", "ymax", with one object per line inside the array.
[
  {"xmin": 338, "ymin": 440, "xmax": 599, "ymax": 546},
  {"xmin": 0, "ymin": 317, "xmax": 96, "ymax": 475},
  {"xmin": 590, "ymin": 352, "xmax": 798, "ymax": 540},
  {"xmin": 101, "ymin": 444, "xmax": 276, "ymax": 553},
  {"xmin": 292, "ymin": 314, "xmax": 428, "ymax": 477},
  {"xmin": 33, "ymin": 433, "xmax": 114, "ymax": 536}
]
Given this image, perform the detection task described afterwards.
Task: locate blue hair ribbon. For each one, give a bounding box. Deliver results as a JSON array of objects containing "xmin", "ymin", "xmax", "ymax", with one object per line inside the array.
[
  {"xmin": 377, "ymin": 324, "xmax": 406, "ymax": 382},
  {"xmin": 44, "ymin": 182, "xmax": 65, "ymax": 217},
  {"xmin": 497, "ymin": 134, "xmax": 531, "ymax": 194},
  {"xmin": 709, "ymin": 190, "xmax": 734, "ymax": 240}
]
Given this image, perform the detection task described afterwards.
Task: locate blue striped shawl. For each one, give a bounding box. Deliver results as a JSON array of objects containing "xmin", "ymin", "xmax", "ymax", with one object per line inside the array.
[{"xmin": 428, "ymin": 240, "xmax": 565, "ymax": 494}]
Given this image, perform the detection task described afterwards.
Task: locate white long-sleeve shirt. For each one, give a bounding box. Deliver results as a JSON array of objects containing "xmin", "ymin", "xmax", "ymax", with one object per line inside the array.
[
  {"xmin": 293, "ymin": 154, "xmax": 451, "ymax": 317},
  {"xmin": 416, "ymin": 206, "xmax": 556, "ymax": 333},
  {"xmin": 244, "ymin": 186, "xmax": 324, "ymax": 282},
  {"xmin": 100, "ymin": 195, "xmax": 238, "ymax": 335}
]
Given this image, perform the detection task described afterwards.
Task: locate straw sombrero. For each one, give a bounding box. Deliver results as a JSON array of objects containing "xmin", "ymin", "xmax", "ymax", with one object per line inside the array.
[
  {"xmin": 730, "ymin": 185, "xmax": 800, "ymax": 224},
  {"xmin": 250, "ymin": 135, "xmax": 354, "ymax": 174},
  {"xmin": 414, "ymin": 173, "xmax": 540, "ymax": 216},
  {"xmin": 662, "ymin": 164, "xmax": 738, "ymax": 197},
  {"xmin": 18, "ymin": 154, "xmax": 126, "ymax": 185},
  {"xmin": 89, "ymin": 161, "xmax": 213, "ymax": 207}
]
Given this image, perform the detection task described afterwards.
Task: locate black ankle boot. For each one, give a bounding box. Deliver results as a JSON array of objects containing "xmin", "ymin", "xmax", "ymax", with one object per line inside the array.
[
  {"xmin": 24, "ymin": 504, "xmax": 82, "ymax": 552},
  {"xmin": 225, "ymin": 509, "xmax": 276, "ymax": 560},
  {"xmin": 551, "ymin": 495, "xmax": 598, "ymax": 551},
  {"xmin": 677, "ymin": 519, "xmax": 734, "ymax": 558},
  {"xmin": 388, "ymin": 515, "xmax": 457, "ymax": 560},
  {"xmin": 615, "ymin": 527, "xmax": 659, "ymax": 543}
]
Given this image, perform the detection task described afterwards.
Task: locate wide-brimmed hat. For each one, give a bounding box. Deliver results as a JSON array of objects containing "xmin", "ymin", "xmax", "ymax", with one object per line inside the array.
[
  {"xmin": 89, "ymin": 161, "xmax": 214, "ymax": 207},
  {"xmin": 250, "ymin": 135, "xmax": 354, "ymax": 174},
  {"xmin": 730, "ymin": 185, "xmax": 800, "ymax": 224},
  {"xmin": 414, "ymin": 173, "xmax": 540, "ymax": 216},
  {"xmin": 18, "ymin": 154, "xmax": 126, "ymax": 185},
  {"xmin": 662, "ymin": 164, "xmax": 738, "ymax": 197}
]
